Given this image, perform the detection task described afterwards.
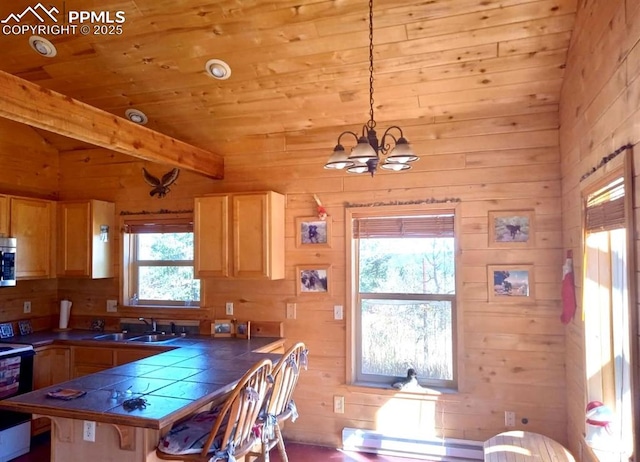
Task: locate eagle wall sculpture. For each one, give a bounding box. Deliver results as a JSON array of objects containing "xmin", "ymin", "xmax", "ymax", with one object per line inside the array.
[{"xmin": 142, "ymin": 167, "xmax": 180, "ymax": 198}]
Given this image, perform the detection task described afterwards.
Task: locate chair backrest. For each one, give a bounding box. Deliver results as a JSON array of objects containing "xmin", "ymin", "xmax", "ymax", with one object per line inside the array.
[
  {"xmin": 265, "ymin": 342, "xmax": 308, "ymax": 419},
  {"xmin": 200, "ymin": 357, "xmax": 273, "ymax": 459}
]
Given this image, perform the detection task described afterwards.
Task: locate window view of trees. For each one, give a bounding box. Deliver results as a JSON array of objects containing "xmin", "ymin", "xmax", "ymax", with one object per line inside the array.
[
  {"xmin": 358, "ymin": 237, "xmax": 455, "ymax": 384},
  {"xmin": 135, "ymin": 233, "xmax": 200, "ymax": 304}
]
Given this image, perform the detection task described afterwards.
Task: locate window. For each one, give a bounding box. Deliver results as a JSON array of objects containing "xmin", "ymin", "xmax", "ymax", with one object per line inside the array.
[
  {"xmin": 122, "ymin": 215, "xmax": 200, "ymax": 307},
  {"xmin": 582, "ymin": 156, "xmax": 634, "ymax": 460},
  {"xmin": 348, "ymin": 208, "xmax": 458, "ymax": 389}
]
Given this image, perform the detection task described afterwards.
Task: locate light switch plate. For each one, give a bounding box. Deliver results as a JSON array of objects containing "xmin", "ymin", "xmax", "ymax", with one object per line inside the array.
[
  {"xmin": 106, "ymin": 300, "xmax": 117, "ymax": 312},
  {"xmin": 333, "ymin": 305, "xmax": 343, "ymax": 320},
  {"xmin": 286, "ymin": 303, "xmax": 296, "ymax": 319},
  {"xmin": 225, "ymin": 302, "xmax": 234, "ymax": 316}
]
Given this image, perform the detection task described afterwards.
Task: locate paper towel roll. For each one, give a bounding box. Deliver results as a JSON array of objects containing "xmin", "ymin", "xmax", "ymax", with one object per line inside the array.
[{"xmin": 59, "ymin": 300, "xmax": 72, "ymax": 329}]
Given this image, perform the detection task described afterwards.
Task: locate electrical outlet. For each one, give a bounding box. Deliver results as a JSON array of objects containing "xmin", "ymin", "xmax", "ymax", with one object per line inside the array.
[
  {"xmin": 505, "ymin": 411, "xmax": 516, "ymax": 427},
  {"xmin": 333, "ymin": 395, "xmax": 345, "ymax": 414},
  {"xmin": 106, "ymin": 300, "xmax": 117, "ymax": 312},
  {"xmin": 225, "ymin": 302, "xmax": 234, "ymax": 316},
  {"xmin": 83, "ymin": 420, "xmax": 96, "ymax": 442},
  {"xmin": 23, "ymin": 301, "xmax": 31, "ymax": 314},
  {"xmin": 333, "ymin": 305, "xmax": 343, "ymax": 320},
  {"xmin": 286, "ymin": 303, "xmax": 296, "ymax": 319}
]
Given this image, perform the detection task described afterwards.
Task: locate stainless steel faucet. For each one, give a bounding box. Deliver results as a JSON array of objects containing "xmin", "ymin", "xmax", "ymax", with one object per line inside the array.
[{"xmin": 138, "ymin": 317, "xmax": 157, "ymax": 333}]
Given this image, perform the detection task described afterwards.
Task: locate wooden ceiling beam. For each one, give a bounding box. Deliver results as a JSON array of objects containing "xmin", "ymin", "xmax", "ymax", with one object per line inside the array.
[{"xmin": 0, "ymin": 70, "xmax": 223, "ymax": 180}]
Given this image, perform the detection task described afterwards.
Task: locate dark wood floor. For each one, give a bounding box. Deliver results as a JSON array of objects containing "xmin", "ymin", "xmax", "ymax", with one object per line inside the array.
[{"xmin": 14, "ymin": 434, "xmax": 425, "ymax": 461}]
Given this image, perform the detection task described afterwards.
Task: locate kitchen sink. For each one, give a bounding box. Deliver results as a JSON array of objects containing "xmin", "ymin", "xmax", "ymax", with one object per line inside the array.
[
  {"xmin": 128, "ymin": 334, "xmax": 177, "ymax": 343},
  {"xmin": 91, "ymin": 333, "xmax": 133, "ymax": 341}
]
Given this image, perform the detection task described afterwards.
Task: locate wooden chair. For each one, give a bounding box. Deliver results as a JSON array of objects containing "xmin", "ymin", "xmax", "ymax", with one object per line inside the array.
[
  {"xmin": 156, "ymin": 358, "xmax": 273, "ymax": 461},
  {"xmin": 249, "ymin": 342, "xmax": 308, "ymax": 462}
]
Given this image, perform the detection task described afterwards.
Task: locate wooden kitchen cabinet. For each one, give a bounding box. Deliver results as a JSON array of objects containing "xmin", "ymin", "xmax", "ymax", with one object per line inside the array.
[
  {"xmin": 71, "ymin": 344, "xmax": 165, "ymax": 378},
  {"xmin": 57, "ymin": 199, "xmax": 115, "ymax": 278},
  {"xmin": 33, "ymin": 346, "xmax": 71, "ymax": 389},
  {"xmin": 0, "ymin": 195, "xmax": 8, "ymax": 237},
  {"xmin": 32, "ymin": 346, "xmax": 70, "ymax": 435},
  {"xmin": 10, "ymin": 196, "xmax": 55, "ymax": 279},
  {"xmin": 71, "ymin": 346, "xmax": 113, "ymax": 378},
  {"xmin": 195, "ymin": 191, "xmax": 285, "ymax": 279},
  {"xmin": 113, "ymin": 347, "xmax": 157, "ymax": 366}
]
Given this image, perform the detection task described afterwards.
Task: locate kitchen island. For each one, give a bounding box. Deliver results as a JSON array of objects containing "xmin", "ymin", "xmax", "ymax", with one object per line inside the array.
[{"xmin": 0, "ymin": 335, "xmax": 284, "ymax": 462}]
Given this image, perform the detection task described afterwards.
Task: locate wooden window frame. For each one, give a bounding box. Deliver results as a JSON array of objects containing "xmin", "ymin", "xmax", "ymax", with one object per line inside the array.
[
  {"xmin": 345, "ymin": 202, "xmax": 462, "ymax": 390},
  {"xmin": 580, "ymin": 150, "xmax": 637, "ymax": 457},
  {"xmin": 121, "ymin": 213, "xmax": 200, "ymax": 308}
]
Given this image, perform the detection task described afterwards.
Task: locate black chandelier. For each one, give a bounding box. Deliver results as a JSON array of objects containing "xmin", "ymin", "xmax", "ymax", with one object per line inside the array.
[{"xmin": 324, "ymin": 0, "xmax": 419, "ymax": 176}]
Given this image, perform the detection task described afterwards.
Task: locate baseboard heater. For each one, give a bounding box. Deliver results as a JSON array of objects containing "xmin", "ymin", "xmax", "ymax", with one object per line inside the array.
[{"xmin": 342, "ymin": 427, "xmax": 484, "ymax": 461}]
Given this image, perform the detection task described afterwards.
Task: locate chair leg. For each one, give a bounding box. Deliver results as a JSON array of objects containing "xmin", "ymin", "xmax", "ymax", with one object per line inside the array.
[{"xmin": 274, "ymin": 424, "xmax": 288, "ymax": 462}]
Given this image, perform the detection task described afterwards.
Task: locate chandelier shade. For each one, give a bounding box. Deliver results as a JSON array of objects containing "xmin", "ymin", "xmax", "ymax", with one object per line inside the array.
[
  {"xmin": 324, "ymin": 145, "xmax": 355, "ymax": 170},
  {"xmin": 323, "ymin": 0, "xmax": 419, "ymax": 176},
  {"xmin": 347, "ymin": 136, "xmax": 378, "ymax": 163}
]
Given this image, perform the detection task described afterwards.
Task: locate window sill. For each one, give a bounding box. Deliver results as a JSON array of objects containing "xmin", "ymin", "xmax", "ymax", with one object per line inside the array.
[
  {"xmin": 346, "ymin": 382, "xmax": 459, "ymax": 399},
  {"xmin": 121, "ymin": 304, "xmax": 201, "ymax": 310}
]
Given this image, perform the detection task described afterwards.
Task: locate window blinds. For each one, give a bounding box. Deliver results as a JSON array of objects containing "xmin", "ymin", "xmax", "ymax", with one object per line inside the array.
[
  {"xmin": 353, "ymin": 214, "xmax": 454, "ymax": 238},
  {"xmin": 123, "ymin": 217, "xmax": 193, "ymax": 234},
  {"xmin": 585, "ymin": 177, "xmax": 625, "ymax": 232}
]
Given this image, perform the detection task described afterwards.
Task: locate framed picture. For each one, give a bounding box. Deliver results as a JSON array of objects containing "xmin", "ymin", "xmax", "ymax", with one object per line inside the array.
[
  {"xmin": 296, "ymin": 217, "xmax": 331, "ymax": 248},
  {"xmin": 487, "ymin": 265, "xmax": 535, "ymax": 302},
  {"xmin": 488, "ymin": 210, "xmax": 534, "ymax": 247},
  {"xmin": 211, "ymin": 319, "xmax": 234, "ymax": 337},
  {"xmin": 235, "ymin": 321, "xmax": 251, "ymax": 339},
  {"xmin": 296, "ymin": 265, "xmax": 331, "ymax": 295}
]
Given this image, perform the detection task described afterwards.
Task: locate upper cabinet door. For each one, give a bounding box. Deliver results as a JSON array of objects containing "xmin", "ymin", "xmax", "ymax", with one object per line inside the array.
[
  {"xmin": 57, "ymin": 200, "xmax": 115, "ymax": 278},
  {"xmin": 57, "ymin": 201, "xmax": 91, "ymax": 277},
  {"xmin": 10, "ymin": 197, "xmax": 55, "ymax": 279},
  {"xmin": 195, "ymin": 195, "xmax": 230, "ymax": 278},
  {"xmin": 0, "ymin": 195, "xmax": 9, "ymax": 237},
  {"xmin": 194, "ymin": 192, "xmax": 284, "ymax": 280},
  {"xmin": 232, "ymin": 193, "xmax": 269, "ymax": 279}
]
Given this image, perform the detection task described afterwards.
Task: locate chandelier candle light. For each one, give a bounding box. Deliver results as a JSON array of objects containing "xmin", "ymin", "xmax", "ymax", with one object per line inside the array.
[{"xmin": 324, "ymin": 0, "xmax": 419, "ymax": 176}]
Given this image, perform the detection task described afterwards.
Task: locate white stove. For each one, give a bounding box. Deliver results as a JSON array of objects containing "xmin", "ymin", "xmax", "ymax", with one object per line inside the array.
[{"xmin": 0, "ymin": 344, "xmax": 33, "ymax": 358}]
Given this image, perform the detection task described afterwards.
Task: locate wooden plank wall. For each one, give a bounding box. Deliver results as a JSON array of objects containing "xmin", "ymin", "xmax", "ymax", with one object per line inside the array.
[
  {"xmin": 0, "ymin": 118, "xmax": 59, "ymax": 330},
  {"xmin": 559, "ymin": 0, "xmax": 640, "ymax": 460},
  {"xmin": 51, "ymin": 106, "xmax": 566, "ymax": 446}
]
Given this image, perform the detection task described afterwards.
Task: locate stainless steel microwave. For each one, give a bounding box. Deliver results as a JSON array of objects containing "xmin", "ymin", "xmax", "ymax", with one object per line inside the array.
[{"xmin": 0, "ymin": 237, "xmax": 16, "ymax": 287}]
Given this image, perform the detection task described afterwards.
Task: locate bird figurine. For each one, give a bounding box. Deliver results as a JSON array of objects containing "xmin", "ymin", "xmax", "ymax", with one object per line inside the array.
[
  {"xmin": 392, "ymin": 368, "xmax": 421, "ymax": 391},
  {"xmin": 142, "ymin": 167, "xmax": 180, "ymax": 198}
]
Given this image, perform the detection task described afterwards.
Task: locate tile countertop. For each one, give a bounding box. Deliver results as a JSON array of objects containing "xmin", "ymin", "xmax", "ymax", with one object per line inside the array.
[{"xmin": 0, "ymin": 330, "xmax": 284, "ymax": 430}]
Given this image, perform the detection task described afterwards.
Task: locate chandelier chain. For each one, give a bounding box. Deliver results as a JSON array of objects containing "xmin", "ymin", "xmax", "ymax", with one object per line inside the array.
[{"xmin": 367, "ymin": 0, "xmax": 375, "ymax": 129}]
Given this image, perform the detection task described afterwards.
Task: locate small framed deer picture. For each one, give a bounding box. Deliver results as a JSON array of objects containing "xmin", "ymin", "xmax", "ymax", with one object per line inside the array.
[{"xmin": 488, "ymin": 210, "xmax": 534, "ymax": 248}]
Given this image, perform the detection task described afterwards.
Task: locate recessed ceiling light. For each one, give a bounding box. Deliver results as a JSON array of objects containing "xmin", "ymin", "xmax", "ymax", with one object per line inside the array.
[
  {"xmin": 205, "ymin": 59, "xmax": 231, "ymax": 80},
  {"xmin": 28, "ymin": 35, "xmax": 57, "ymax": 58},
  {"xmin": 125, "ymin": 109, "xmax": 148, "ymax": 125}
]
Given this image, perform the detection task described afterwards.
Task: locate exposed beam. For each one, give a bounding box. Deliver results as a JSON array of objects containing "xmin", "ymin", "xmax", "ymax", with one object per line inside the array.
[{"xmin": 0, "ymin": 70, "xmax": 223, "ymax": 179}]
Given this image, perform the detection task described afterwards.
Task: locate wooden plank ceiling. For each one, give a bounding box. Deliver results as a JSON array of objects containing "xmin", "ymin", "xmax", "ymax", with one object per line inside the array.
[{"xmin": 0, "ymin": 0, "xmax": 576, "ymax": 170}]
